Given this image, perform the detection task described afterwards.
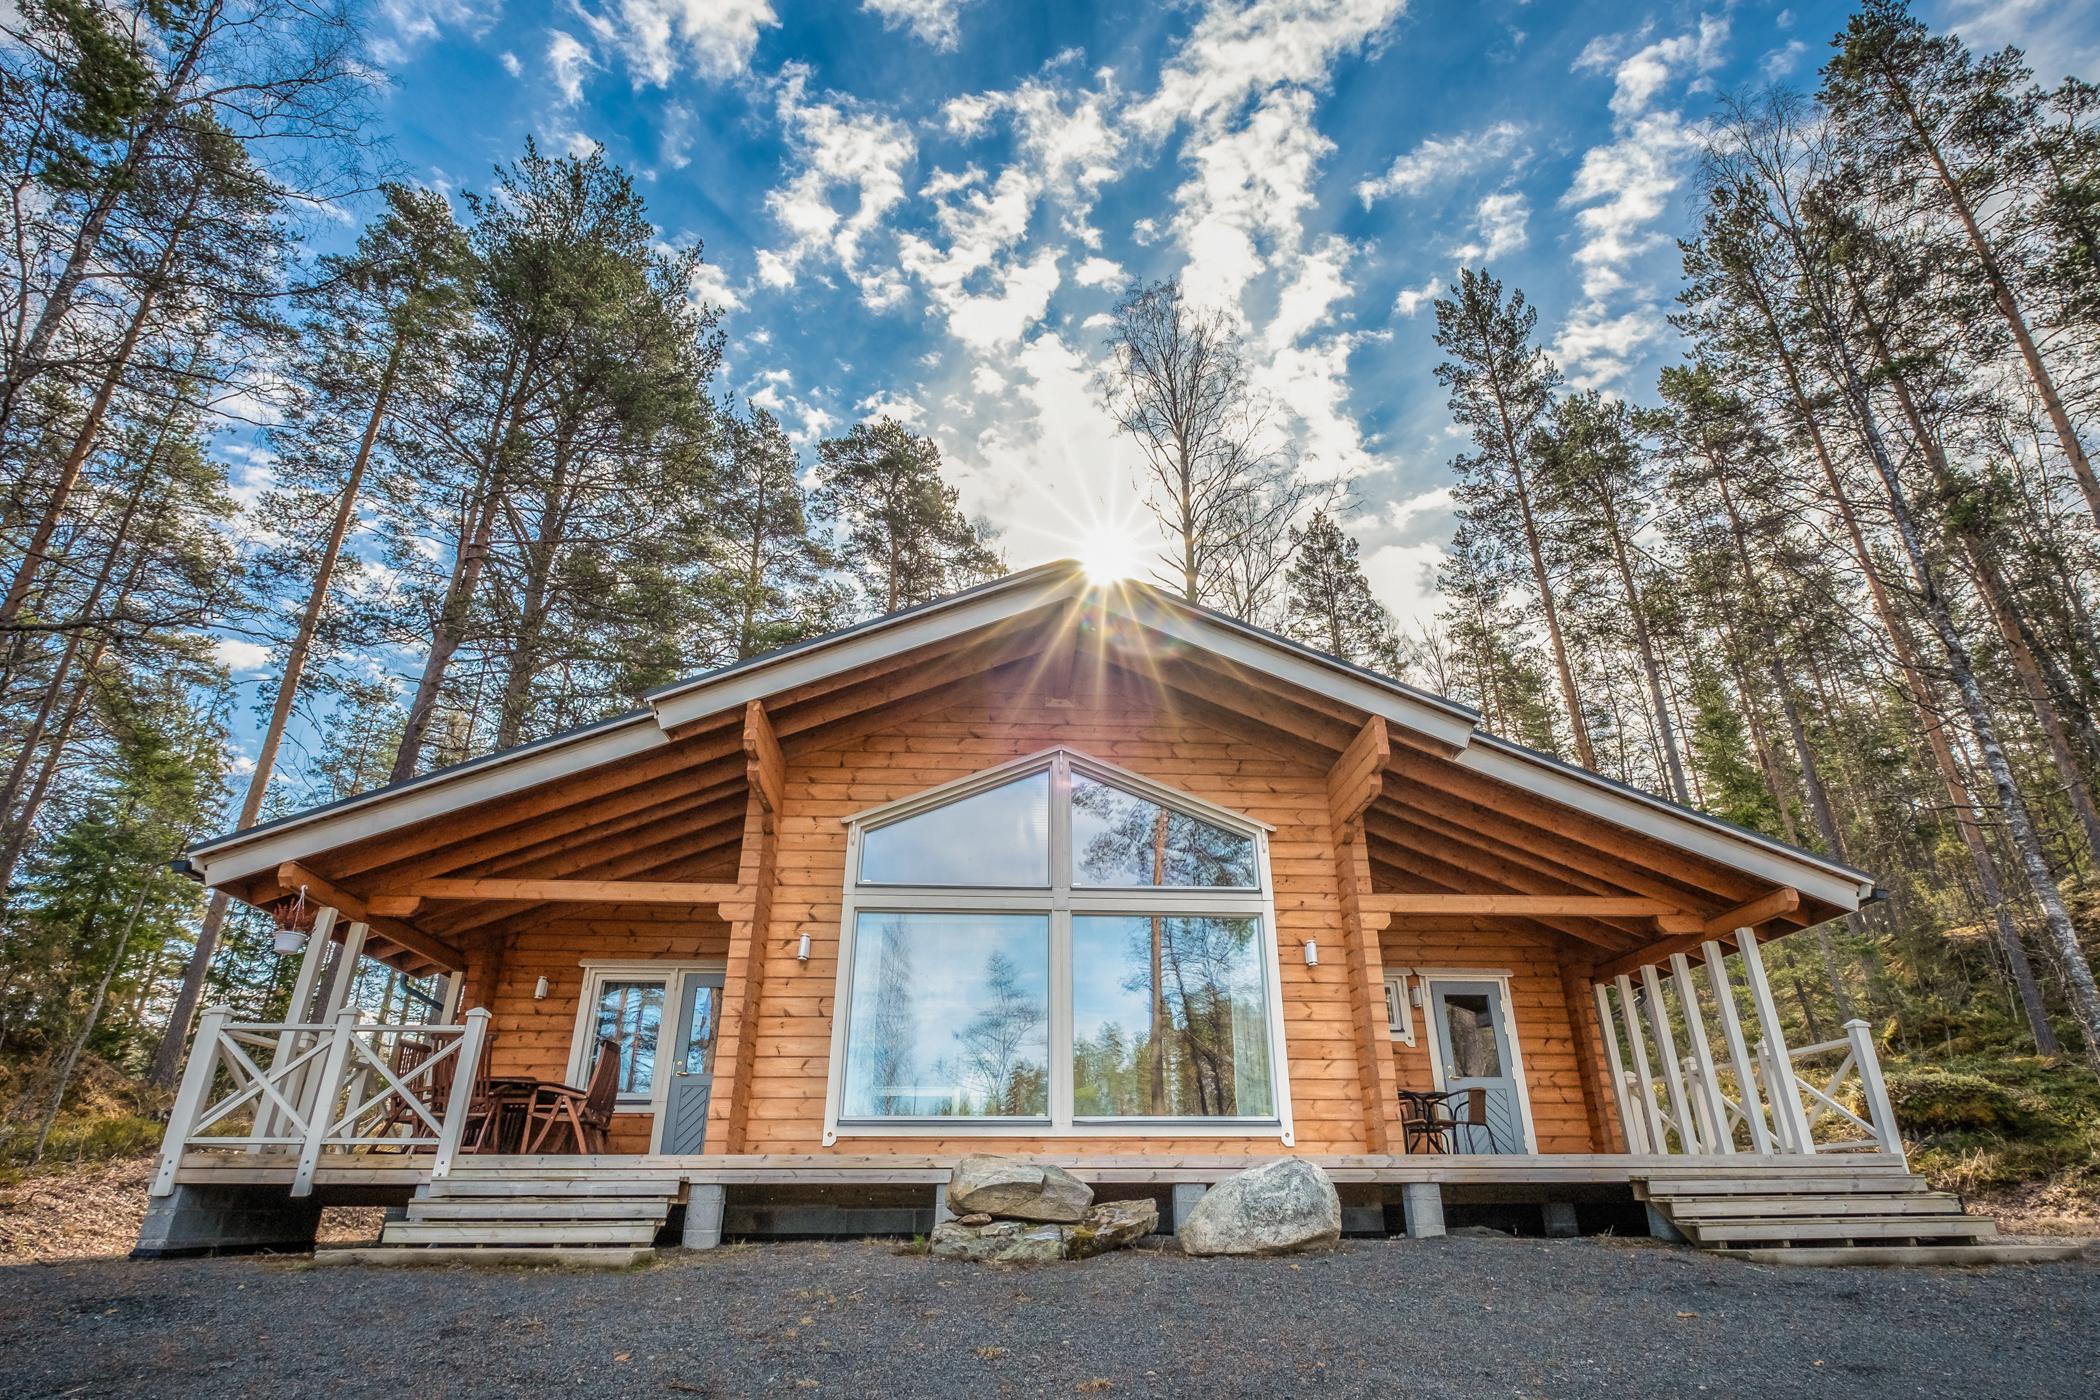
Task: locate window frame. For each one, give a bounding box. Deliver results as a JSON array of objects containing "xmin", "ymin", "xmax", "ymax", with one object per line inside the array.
[
  {"xmin": 569, "ymin": 959, "xmax": 728, "ymax": 1115},
  {"xmin": 821, "ymin": 748, "xmax": 1295, "ymax": 1145}
]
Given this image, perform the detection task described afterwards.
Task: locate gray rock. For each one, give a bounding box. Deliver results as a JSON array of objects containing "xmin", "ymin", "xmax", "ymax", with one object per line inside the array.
[
  {"xmin": 958, "ymin": 1213, "xmax": 992, "ymax": 1227},
  {"xmin": 946, "ymin": 1155, "xmax": 1092, "ymax": 1223},
  {"xmin": 929, "ymin": 1218, "xmax": 1070, "ymax": 1263},
  {"xmin": 1178, "ymin": 1158, "xmax": 1341, "ymax": 1257},
  {"xmin": 1069, "ymin": 1199, "xmax": 1159, "ymax": 1259}
]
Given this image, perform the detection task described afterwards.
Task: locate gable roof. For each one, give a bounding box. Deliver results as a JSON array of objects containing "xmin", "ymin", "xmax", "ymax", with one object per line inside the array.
[{"xmin": 183, "ymin": 560, "xmax": 1875, "ymax": 911}]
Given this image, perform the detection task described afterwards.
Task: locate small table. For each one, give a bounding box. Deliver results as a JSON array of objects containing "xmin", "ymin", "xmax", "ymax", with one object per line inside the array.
[
  {"xmin": 1398, "ymin": 1090, "xmax": 1457, "ymax": 1154},
  {"xmin": 474, "ymin": 1077, "xmax": 545, "ymax": 1153}
]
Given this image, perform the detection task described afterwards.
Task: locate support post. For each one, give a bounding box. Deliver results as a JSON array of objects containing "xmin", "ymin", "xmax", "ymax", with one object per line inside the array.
[
  {"xmin": 431, "ymin": 1008, "xmax": 491, "ymax": 1181},
  {"xmin": 1638, "ymin": 964, "xmax": 1698, "ymax": 1154},
  {"xmin": 1736, "ymin": 927, "xmax": 1815, "ymax": 1153},
  {"xmin": 1614, "ymin": 975, "xmax": 1667, "ymax": 1153},
  {"xmin": 257, "ymin": 907, "xmax": 338, "ymax": 1145},
  {"xmin": 1171, "ymin": 1183, "xmax": 1208, "ymax": 1233},
  {"xmin": 1400, "ymin": 1182, "xmax": 1445, "ymax": 1239},
  {"xmin": 1669, "ymin": 953, "xmax": 1733, "ymax": 1154},
  {"xmin": 1541, "ymin": 1201, "xmax": 1579, "ymax": 1238},
  {"xmin": 1701, "ymin": 939, "xmax": 1775, "ymax": 1154},
  {"xmin": 1844, "ymin": 1018, "xmax": 1902, "ymax": 1160},
  {"xmin": 1327, "ymin": 717, "xmax": 1403, "ymax": 1154},
  {"xmin": 291, "ymin": 1009, "xmax": 358, "ymax": 1197},
  {"xmin": 933, "ymin": 1184, "xmax": 957, "ymax": 1228},
  {"xmin": 683, "ymin": 1184, "xmax": 726, "ymax": 1249},
  {"xmin": 151, "ymin": 1005, "xmax": 231, "ymax": 1197},
  {"xmin": 1592, "ymin": 983, "xmax": 1641, "ymax": 1152},
  {"xmin": 707, "ymin": 700, "xmax": 783, "ymax": 1154}
]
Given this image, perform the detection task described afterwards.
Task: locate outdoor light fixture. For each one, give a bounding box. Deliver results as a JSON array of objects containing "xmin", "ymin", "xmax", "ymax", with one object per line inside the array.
[
  {"xmin": 1302, "ymin": 939, "xmax": 1319, "ymax": 967},
  {"xmin": 534, "ymin": 976, "xmax": 549, "ymax": 1001},
  {"xmin": 797, "ymin": 933, "xmax": 813, "ymax": 963}
]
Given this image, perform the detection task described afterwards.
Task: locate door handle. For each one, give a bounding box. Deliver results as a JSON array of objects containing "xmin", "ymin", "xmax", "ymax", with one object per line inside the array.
[{"xmin": 674, "ymin": 1068, "xmax": 691, "ymax": 1077}]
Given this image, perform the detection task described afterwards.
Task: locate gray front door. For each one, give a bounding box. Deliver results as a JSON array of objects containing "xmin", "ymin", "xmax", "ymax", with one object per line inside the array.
[
  {"xmin": 1429, "ymin": 980, "xmax": 1527, "ymax": 1154},
  {"xmin": 660, "ymin": 972, "xmax": 722, "ymax": 1155}
]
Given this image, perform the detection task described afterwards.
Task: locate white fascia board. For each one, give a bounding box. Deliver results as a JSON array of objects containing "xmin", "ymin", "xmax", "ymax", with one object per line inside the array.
[
  {"xmin": 1460, "ymin": 740, "xmax": 1874, "ymax": 910},
  {"xmin": 189, "ymin": 717, "xmax": 670, "ymax": 888},
  {"xmin": 647, "ymin": 570, "xmax": 1083, "ymax": 733},
  {"xmin": 1115, "ymin": 590, "xmax": 1479, "ymax": 752}
]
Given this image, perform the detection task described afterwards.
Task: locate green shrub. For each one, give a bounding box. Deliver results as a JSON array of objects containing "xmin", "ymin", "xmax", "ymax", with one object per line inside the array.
[{"xmin": 1884, "ymin": 1067, "xmax": 2028, "ymax": 1135}]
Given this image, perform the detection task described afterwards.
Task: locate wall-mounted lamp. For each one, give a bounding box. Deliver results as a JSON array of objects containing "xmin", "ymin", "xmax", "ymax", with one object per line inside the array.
[
  {"xmin": 533, "ymin": 975, "xmax": 549, "ymax": 1001},
  {"xmin": 797, "ymin": 933, "xmax": 813, "ymax": 963},
  {"xmin": 1302, "ymin": 939, "xmax": 1319, "ymax": 967}
]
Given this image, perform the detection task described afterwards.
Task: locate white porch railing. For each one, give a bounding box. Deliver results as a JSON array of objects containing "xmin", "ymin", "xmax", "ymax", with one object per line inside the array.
[
  {"xmin": 151, "ymin": 1005, "xmax": 489, "ymax": 1197},
  {"xmin": 1593, "ymin": 932, "xmax": 1903, "ymax": 1159}
]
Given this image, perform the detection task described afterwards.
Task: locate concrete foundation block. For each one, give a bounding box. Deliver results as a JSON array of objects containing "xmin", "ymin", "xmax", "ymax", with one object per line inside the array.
[
  {"xmin": 132, "ymin": 1184, "xmax": 324, "ymax": 1259},
  {"xmin": 1170, "ymin": 1183, "xmax": 1208, "ymax": 1233},
  {"xmin": 932, "ymin": 1184, "xmax": 956, "ymax": 1227},
  {"xmin": 683, "ymin": 1184, "xmax": 726, "ymax": 1249},
  {"xmin": 1401, "ymin": 1182, "xmax": 1445, "ymax": 1239},
  {"xmin": 1645, "ymin": 1202, "xmax": 1686, "ymax": 1243},
  {"xmin": 1542, "ymin": 1201, "xmax": 1579, "ymax": 1238}
]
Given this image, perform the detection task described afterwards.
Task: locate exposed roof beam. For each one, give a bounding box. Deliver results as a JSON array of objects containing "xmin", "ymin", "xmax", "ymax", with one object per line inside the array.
[
  {"xmin": 1361, "ymin": 893, "xmax": 1681, "ymax": 918},
  {"xmin": 273, "ymin": 862, "xmax": 465, "ymax": 972},
  {"xmin": 376, "ymin": 877, "xmax": 740, "ymax": 906}
]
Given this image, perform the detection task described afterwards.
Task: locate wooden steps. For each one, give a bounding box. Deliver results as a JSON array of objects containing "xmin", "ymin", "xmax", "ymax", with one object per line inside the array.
[
  {"xmin": 1641, "ymin": 1166, "xmax": 2007, "ymax": 1262},
  {"xmin": 349, "ymin": 1168, "xmax": 682, "ymax": 1266}
]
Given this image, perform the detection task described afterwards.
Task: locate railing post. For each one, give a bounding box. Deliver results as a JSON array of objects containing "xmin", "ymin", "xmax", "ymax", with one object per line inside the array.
[
  {"xmin": 292, "ymin": 1010, "xmax": 359, "ymax": 1197},
  {"xmin": 1638, "ymin": 965, "xmax": 1698, "ymax": 1153},
  {"xmin": 1670, "ymin": 953, "xmax": 1734, "ymax": 1154},
  {"xmin": 432, "ymin": 1008, "xmax": 491, "ymax": 1182},
  {"xmin": 1614, "ymin": 975, "xmax": 1668, "ymax": 1153},
  {"xmin": 1843, "ymin": 1018, "xmax": 1902, "ymax": 1160},
  {"xmin": 151, "ymin": 1005, "xmax": 231, "ymax": 1197}
]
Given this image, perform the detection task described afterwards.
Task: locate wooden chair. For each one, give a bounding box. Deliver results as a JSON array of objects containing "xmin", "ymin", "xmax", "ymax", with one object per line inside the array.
[
  {"xmin": 370, "ymin": 1038, "xmax": 436, "ymax": 1147},
  {"xmin": 522, "ymin": 1036, "xmax": 622, "ymax": 1154}
]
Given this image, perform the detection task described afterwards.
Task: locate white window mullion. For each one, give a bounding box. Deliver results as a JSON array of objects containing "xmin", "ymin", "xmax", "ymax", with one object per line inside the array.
[{"xmin": 1050, "ymin": 908, "xmax": 1073, "ymax": 1130}]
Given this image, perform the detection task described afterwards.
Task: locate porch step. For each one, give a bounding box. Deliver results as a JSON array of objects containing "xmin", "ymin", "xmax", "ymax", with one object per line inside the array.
[
  {"xmin": 1641, "ymin": 1167, "xmax": 2004, "ymax": 1257},
  {"xmin": 365, "ymin": 1172, "xmax": 683, "ymax": 1263},
  {"xmin": 1724, "ymin": 1242, "xmax": 2093, "ymax": 1268},
  {"xmin": 316, "ymin": 1246, "xmax": 653, "ymax": 1269}
]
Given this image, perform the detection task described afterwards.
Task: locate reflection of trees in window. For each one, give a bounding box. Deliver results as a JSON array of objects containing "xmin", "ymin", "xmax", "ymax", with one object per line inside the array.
[
  {"xmin": 595, "ymin": 981, "xmax": 664, "ymax": 1094},
  {"xmin": 859, "ymin": 917, "xmax": 917, "ymax": 1115},
  {"xmin": 1073, "ymin": 916, "xmax": 1266, "ymax": 1117},
  {"xmin": 951, "ymin": 949, "xmax": 1047, "ymax": 1115},
  {"xmin": 1072, "ymin": 774, "xmax": 1254, "ymax": 887}
]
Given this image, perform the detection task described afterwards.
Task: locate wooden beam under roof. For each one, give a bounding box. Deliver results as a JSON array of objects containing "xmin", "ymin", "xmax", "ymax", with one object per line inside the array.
[
  {"xmin": 273, "ymin": 862, "xmax": 466, "ymax": 972},
  {"xmin": 379, "ymin": 877, "xmax": 740, "ymax": 906},
  {"xmin": 1592, "ymin": 888, "xmax": 1804, "ymax": 980},
  {"xmin": 1361, "ymin": 893, "xmax": 1684, "ymax": 918}
]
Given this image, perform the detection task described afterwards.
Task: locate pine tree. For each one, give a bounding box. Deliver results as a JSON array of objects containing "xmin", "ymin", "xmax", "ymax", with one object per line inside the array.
[
  {"xmin": 1281, "ymin": 510, "xmax": 1401, "ymax": 671},
  {"xmin": 812, "ymin": 418, "xmax": 1002, "ymax": 614}
]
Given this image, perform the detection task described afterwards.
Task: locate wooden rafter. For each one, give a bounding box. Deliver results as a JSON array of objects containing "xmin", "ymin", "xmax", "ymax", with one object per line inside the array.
[{"xmin": 271, "ymin": 862, "xmax": 466, "ymax": 972}]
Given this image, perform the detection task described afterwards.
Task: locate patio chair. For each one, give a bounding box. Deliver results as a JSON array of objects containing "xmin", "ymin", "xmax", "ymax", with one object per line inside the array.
[
  {"xmin": 1399, "ymin": 1090, "xmax": 1454, "ymax": 1154},
  {"xmin": 522, "ymin": 1036, "xmax": 622, "ymax": 1154},
  {"xmin": 1448, "ymin": 1087, "xmax": 1493, "ymax": 1153}
]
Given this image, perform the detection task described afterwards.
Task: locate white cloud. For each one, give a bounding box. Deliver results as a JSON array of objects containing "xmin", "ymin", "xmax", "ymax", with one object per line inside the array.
[
  {"xmin": 856, "ymin": 390, "xmax": 926, "ymax": 425},
  {"xmin": 1555, "ymin": 14, "xmax": 1726, "ymax": 387},
  {"xmin": 1452, "ymin": 188, "xmax": 1529, "ymax": 262},
  {"xmin": 1760, "ymin": 39, "xmax": 1808, "ymax": 79},
  {"xmin": 213, "ymin": 638, "xmax": 273, "ymax": 674},
  {"xmin": 688, "ymin": 259, "xmax": 745, "ymax": 312},
  {"xmin": 1131, "ymin": 0, "xmax": 1404, "ymax": 137},
  {"xmin": 863, "ymin": 0, "xmax": 974, "ymax": 50},
  {"xmin": 575, "ymin": 0, "xmax": 779, "ymax": 86},
  {"xmin": 499, "ymin": 50, "xmax": 522, "ymax": 77},
  {"xmin": 368, "ymin": 0, "xmax": 495, "ymax": 66},
  {"xmin": 971, "ymin": 365, "xmax": 1009, "ymax": 394},
  {"xmin": 1357, "ymin": 121, "xmax": 1524, "ymax": 204},
  {"xmin": 547, "ymin": 30, "xmax": 594, "ymax": 106},
  {"xmin": 1393, "ymin": 275, "xmax": 1443, "ymax": 317},
  {"xmin": 1073, "ymin": 256, "xmax": 1124, "ymax": 288},
  {"xmin": 759, "ymin": 66, "xmax": 917, "ymax": 297}
]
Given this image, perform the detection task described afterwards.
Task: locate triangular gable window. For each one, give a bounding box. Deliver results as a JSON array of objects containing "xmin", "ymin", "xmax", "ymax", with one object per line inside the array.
[
  {"xmin": 1070, "ymin": 772, "xmax": 1257, "ymax": 889},
  {"xmin": 858, "ymin": 771, "xmax": 1050, "ymax": 887}
]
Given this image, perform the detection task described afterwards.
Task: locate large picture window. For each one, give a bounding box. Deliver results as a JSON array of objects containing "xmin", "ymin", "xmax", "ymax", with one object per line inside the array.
[{"xmin": 827, "ymin": 749, "xmax": 1291, "ymax": 1141}]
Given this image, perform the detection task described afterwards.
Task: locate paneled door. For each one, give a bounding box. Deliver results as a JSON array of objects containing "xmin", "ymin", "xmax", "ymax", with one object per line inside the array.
[
  {"xmin": 656, "ymin": 971, "xmax": 722, "ymax": 1155},
  {"xmin": 1426, "ymin": 979, "xmax": 1530, "ymax": 1154}
]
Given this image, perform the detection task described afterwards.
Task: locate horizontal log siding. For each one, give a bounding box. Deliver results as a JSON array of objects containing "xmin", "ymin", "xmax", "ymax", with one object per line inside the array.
[
  {"xmin": 471, "ymin": 916, "xmax": 730, "ymax": 1154},
  {"xmin": 746, "ymin": 678, "xmax": 1376, "ymax": 1156},
  {"xmin": 1382, "ymin": 925, "xmax": 1602, "ymax": 1154}
]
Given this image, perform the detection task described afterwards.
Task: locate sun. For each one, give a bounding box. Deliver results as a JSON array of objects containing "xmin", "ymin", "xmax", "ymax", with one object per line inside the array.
[{"xmin": 1077, "ymin": 527, "xmax": 1147, "ymax": 584}]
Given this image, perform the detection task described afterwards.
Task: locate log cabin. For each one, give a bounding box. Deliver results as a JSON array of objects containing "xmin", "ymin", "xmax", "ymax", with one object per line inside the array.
[{"xmin": 141, "ymin": 561, "xmax": 1993, "ymax": 1263}]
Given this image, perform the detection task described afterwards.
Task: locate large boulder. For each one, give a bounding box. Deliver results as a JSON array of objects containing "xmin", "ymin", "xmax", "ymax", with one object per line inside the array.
[
  {"xmin": 929, "ymin": 1198, "xmax": 1160, "ymax": 1263},
  {"xmin": 929, "ymin": 1218, "xmax": 1070, "ymax": 1263},
  {"xmin": 1068, "ymin": 1198, "xmax": 1158, "ymax": 1259},
  {"xmin": 1177, "ymin": 1158, "xmax": 1341, "ymax": 1257},
  {"xmin": 946, "ymin": 1155, "xmax": 1092, "ymax": 1223}
]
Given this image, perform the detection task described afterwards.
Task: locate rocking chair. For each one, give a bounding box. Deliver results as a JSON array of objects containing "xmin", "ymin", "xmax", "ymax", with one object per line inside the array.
[{"xmin": 522, "ymin": 1036, "xmax": 622, "ymax": 1154}]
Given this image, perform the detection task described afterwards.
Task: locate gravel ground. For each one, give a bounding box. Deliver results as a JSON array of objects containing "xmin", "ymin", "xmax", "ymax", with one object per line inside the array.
[{"xmin": 1, "ymin": 1236, "xmax": 2096, "ymax": 1399}]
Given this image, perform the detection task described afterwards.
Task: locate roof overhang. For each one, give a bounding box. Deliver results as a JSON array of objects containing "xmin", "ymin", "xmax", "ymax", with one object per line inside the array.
[{"xmin": 183, "ymin": 560, "xmax": 1875, "ymax": 913}]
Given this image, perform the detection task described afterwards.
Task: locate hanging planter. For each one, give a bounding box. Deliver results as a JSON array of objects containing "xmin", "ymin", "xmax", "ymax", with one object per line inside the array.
[{"xmin": 267, "ymin": 886, "xmax": 318, "ymax": 956}]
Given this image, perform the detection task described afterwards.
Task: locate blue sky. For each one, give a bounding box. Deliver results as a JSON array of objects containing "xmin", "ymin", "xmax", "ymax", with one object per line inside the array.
[{"xmin": 325, "ymin": 0, "xmax": 2100, "ymax": 633}]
